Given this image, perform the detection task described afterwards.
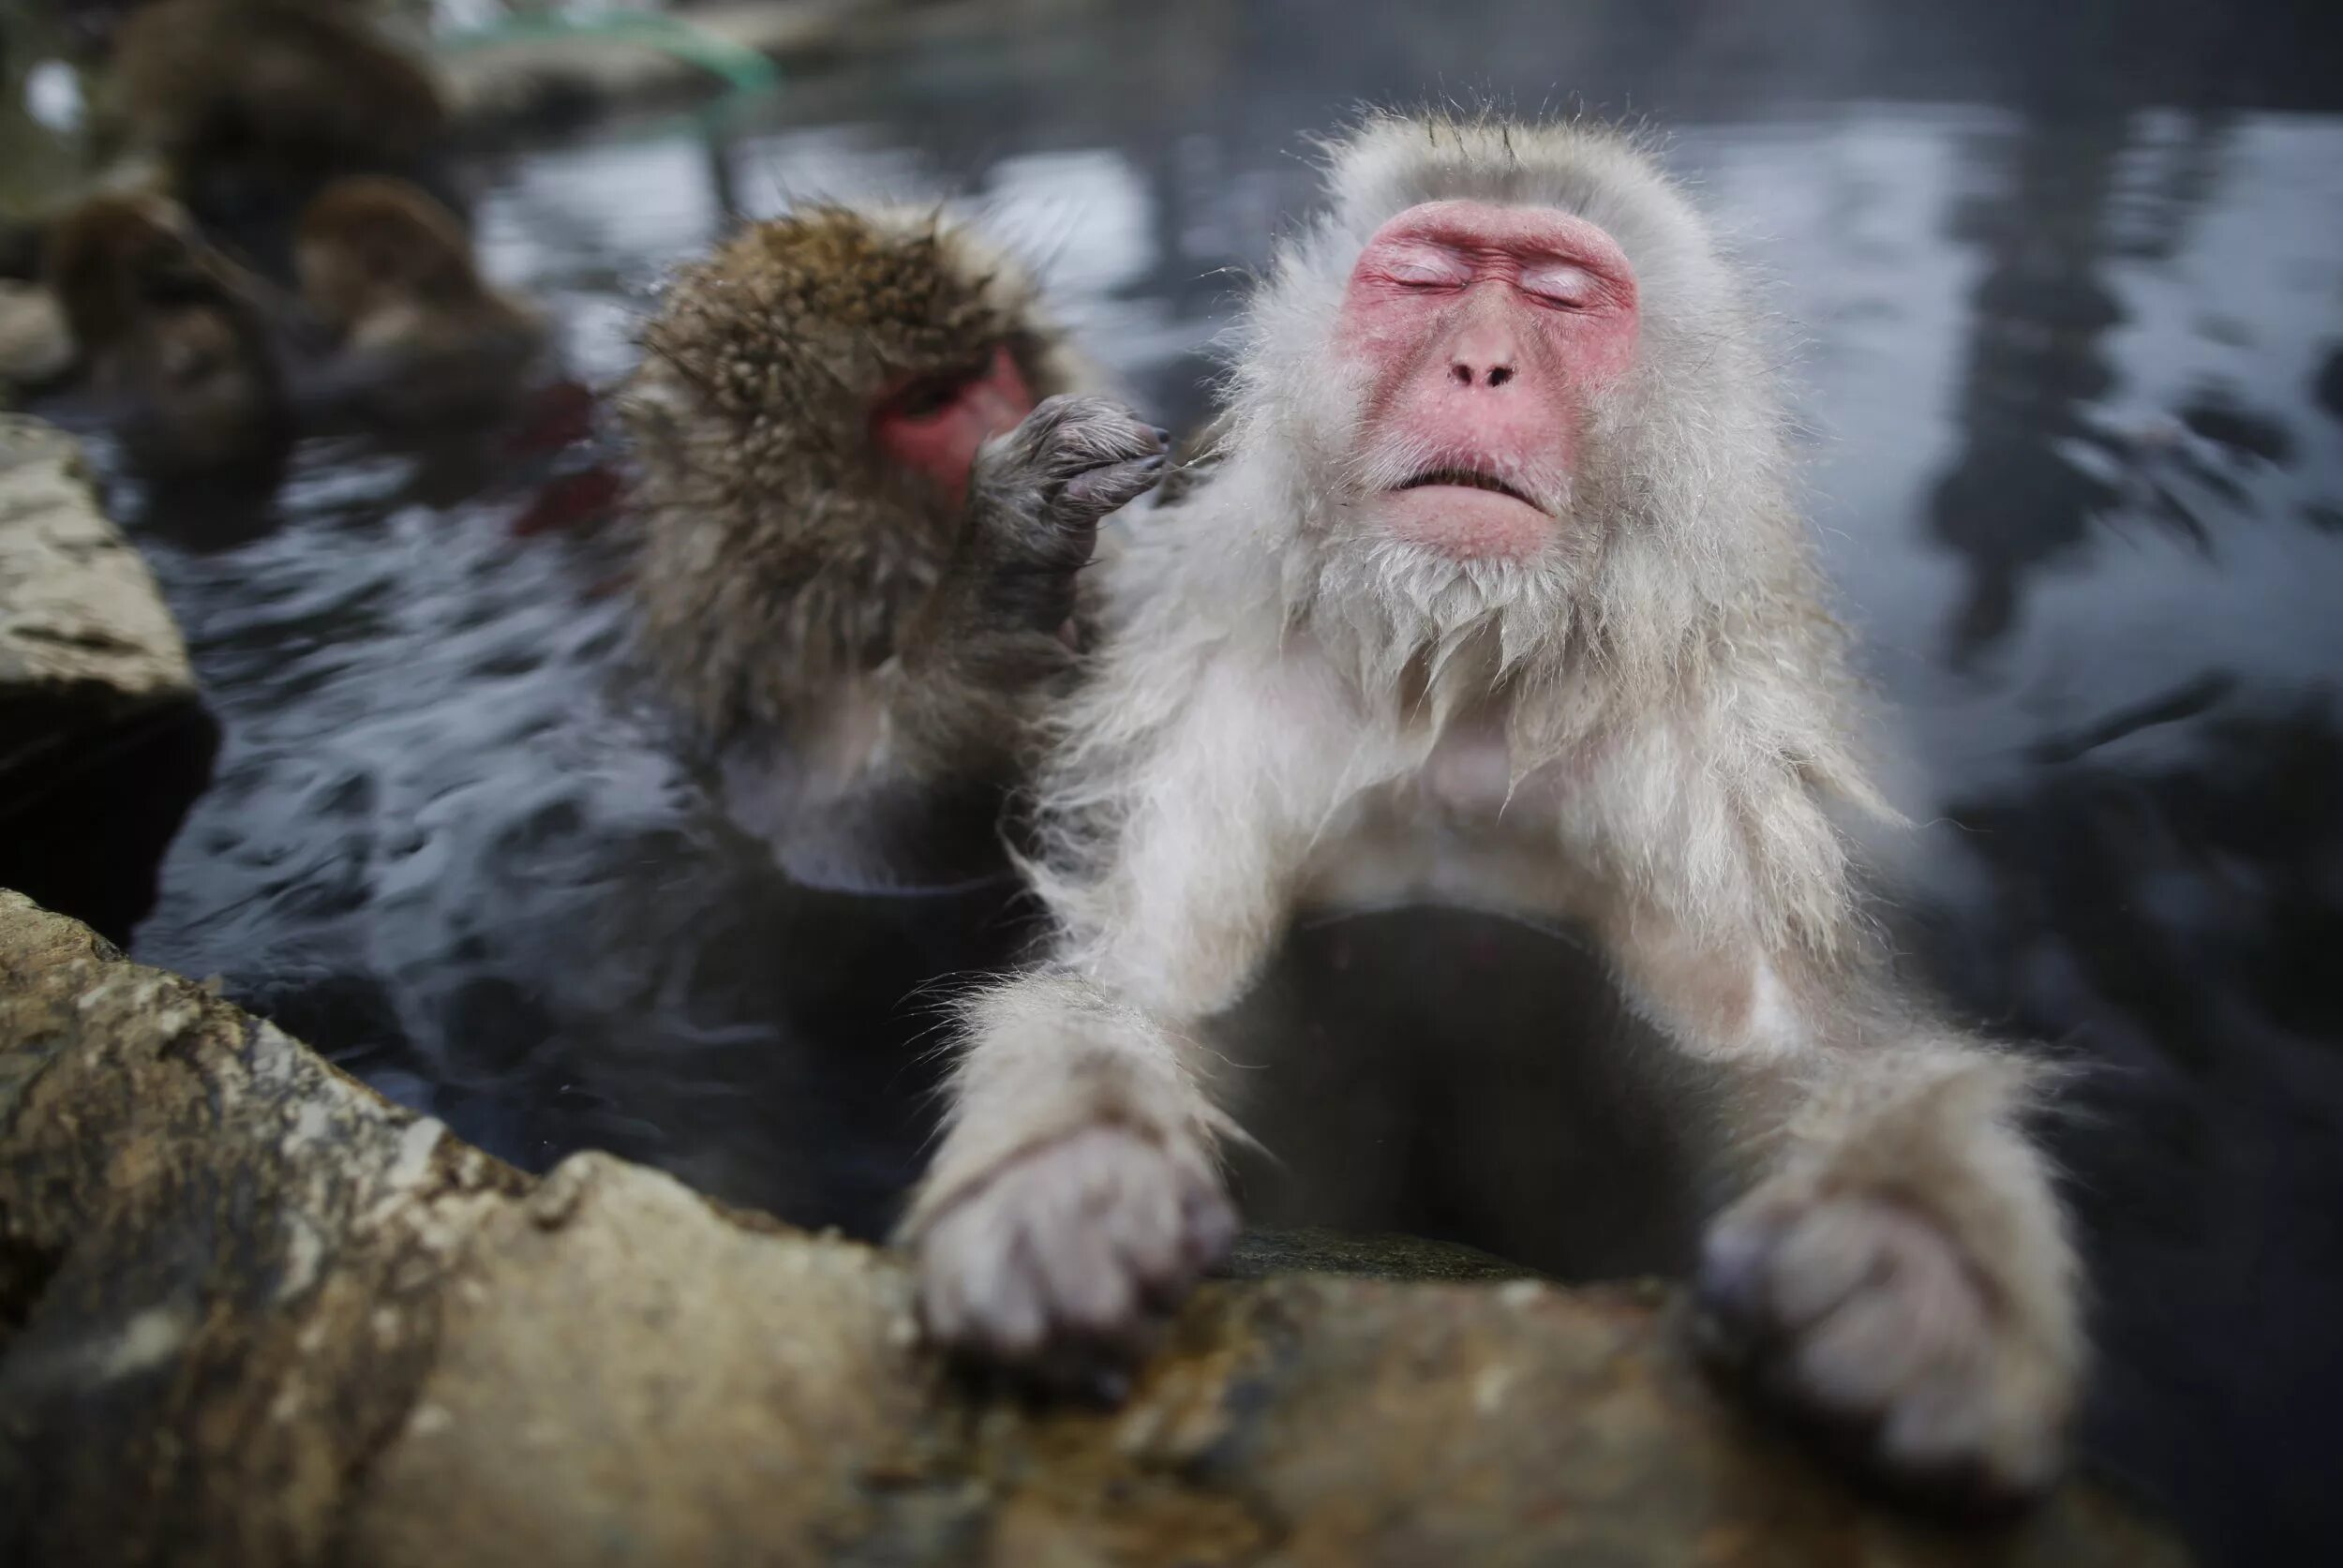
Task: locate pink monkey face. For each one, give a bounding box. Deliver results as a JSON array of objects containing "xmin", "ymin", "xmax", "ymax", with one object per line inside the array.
[
  {"xmin": 1335, "ymin": 200, "xmax": 1640, "ymax": 561},
  {"xmin": 871, "ymin": 343, "xmax": 1037, "ymax": 508}
]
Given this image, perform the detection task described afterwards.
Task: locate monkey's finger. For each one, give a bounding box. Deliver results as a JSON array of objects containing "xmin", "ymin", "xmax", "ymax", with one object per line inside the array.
[
  {"xmin": 1124, "ymin": 1181, "xmax": 1236, "ymax": 1314},
  {"xmin": 919, "ymin": 1212, "xmax": 1048, "ymax": 1357},
  {"xmin": 983, "ymin": 1229, "xmax": 1058, "ymax": 1358},
  {"xmin": 1016, "ymin": 393, "xmax": 1153, "ymax": 444},
  {"xmin": 1032, "ymin": 398, "xmax": 1168, "ymax": 467},
  {"xmin": 1091, "ymin": 1154, "xmax": 1204, "ymax": 1296},
  {"xmin": 1041, "ymin": 435, "xmax": 1168, "ymax": 485},
  {"xmin": 1176, "ymin": 1181, "xmax": 1240, "ymax": 1275},
  {"xmin": 1105, "ymin": 1179, "xmax": 1189, "ymax": 1291},
  {"xmin": 1024, "ymin": 1195, "xmax": 1141, "ymax": 1337},
  {"xmin": 1691, "ymin": 1208, "xmax": 1801, "ymax": 1363},
  {"xmin": 1057, "ymin": 455, "xmax": 1167, "ymax": 519}
]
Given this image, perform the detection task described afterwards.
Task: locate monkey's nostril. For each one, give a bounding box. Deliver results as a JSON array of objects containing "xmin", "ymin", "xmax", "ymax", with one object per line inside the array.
[
  {"xmin": 1486, "ymin": 366, "xmax": 1515, "ymax": 388},
  {"xmin": 1450, "ymin": 363, "xmax": 1474, "ymax": 386}
]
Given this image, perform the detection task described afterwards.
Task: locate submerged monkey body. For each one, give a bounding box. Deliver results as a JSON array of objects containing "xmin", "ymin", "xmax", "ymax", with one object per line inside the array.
[{"xmin": 907, "ymin": 113, "xmax": 2083, "ymax": 1508}]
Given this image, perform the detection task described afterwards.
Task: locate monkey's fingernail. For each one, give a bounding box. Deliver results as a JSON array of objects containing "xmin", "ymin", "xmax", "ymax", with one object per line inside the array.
[
  {"xmin": 1141, "ymin": 455, "xmax": 1166, "ymax": 469},
  {"xmin": 1152, "ymin": 426, "xmax": 1172, "ymax": 441}
]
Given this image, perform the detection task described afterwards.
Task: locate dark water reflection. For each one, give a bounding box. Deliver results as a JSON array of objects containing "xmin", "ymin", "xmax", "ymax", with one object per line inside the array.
[{"xmin": 96, "ymin": 5, "xmax": 2343, "ymax": 1561}]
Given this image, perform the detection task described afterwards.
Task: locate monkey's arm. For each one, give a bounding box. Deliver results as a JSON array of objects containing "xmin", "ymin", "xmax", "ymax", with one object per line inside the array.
[
  {"xmin": 903, "ymin": 639, "xmax": 1362, "ymax": 1372},
  {"xmin": 1561, "ymin": 728, "xmax": 2082, "ymax": 1502},
  {"xmin": 886, "ymin": 395, "xmax": 1168, "ymax": 778},
  {"xmin": 731, "ymin": 396, "xmax": 1165, "ymax": 892}
]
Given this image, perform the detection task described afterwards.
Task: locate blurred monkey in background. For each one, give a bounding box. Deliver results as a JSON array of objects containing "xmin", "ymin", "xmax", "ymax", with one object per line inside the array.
[
  {"xmin": 293, "ymin": 174, "xmax": 545, "ymax": 429},
  {"xmin": 104, "ymin": 0, "xmax": 449, "ymax": 241},
  {"xmin": 44, "ymin": 189, "xmax": 289, "ymax": 478}
]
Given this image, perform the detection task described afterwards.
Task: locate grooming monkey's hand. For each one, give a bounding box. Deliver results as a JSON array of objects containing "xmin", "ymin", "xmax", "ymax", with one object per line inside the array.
[
  {"xmin": 971, "ymin": 395, "xmax": 1169, "ymax": 577},
  {"xmin": 913, "ymin": 1124, "xmax": 1236, "ymax": 1395},
  {"xmin": 1694, "ymin": 1177, "xmax": 2077, "ymax": 1512}
]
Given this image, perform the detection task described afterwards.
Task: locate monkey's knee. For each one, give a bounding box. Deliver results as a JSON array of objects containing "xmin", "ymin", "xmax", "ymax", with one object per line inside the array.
[
  {"xmin": 1691, "ymin": 1121, "xmax": 2082, "ymax": 1512},
  {"xmin": 908, "ymin": 1122, "xmax": 1233, "ymax": 1389}
]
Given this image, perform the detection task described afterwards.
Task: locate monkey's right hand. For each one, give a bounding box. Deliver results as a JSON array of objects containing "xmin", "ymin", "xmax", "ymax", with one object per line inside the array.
[
  {"xmin": 911, "ymin": 1124, "xmax": 1236, "ymax": 1398},
  {"xmin": 968, "ymin": 395, "xmax": 1169, "ymax": 581}
]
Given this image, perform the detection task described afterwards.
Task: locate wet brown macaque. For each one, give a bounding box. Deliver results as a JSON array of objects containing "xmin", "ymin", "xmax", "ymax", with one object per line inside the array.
[
  {"xmin": 622, "ymin": 207, "xmax": 1166, "ymax": 890},
  {"xmin": 44, "ymin": 189, "xmax": 290, "ymax": 479},
  {"xmin": 293, "ymin": 175, "xmax": 546, "ymax": 429}
]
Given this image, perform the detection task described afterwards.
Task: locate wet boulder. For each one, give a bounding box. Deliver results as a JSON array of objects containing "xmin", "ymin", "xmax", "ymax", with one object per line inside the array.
[
  {"xmin": 0, "ymin": 418, "xmax": 216, "ymax": 940},
  {"xmin": 0, "ymin": 889, "xmax": 2190, "ymax": 1567}
]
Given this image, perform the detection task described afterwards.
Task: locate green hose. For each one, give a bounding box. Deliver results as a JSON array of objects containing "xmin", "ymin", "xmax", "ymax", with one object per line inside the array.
[{"xmin": 438, "ymin": 11, "xmax": 783, "ymax": 97}]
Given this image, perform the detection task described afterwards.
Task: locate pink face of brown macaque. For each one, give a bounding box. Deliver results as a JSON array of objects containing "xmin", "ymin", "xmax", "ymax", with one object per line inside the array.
[
  {"xmin": 870, "ymin": 343, "xmax": 1037, "ymax": 508},
  {"xmin": 1336, "ymin": 200, "xmax": 1640, "ymax": 561}
]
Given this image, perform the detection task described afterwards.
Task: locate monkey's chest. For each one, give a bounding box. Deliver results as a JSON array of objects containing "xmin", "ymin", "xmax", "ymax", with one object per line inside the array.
[
  {"xmin": 1301, "ymin": 722, "xmax": 1577, "ymax": 918},
  {"xmin": 1417, "ymin": 722, "xmax": 1525, "ymax": 819}
]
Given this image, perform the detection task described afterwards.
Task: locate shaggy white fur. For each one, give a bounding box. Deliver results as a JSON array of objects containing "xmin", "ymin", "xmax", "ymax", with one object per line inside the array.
[{"xmin": 903, "ymin": 111, "xmax": 2082, "ymax": 1503}]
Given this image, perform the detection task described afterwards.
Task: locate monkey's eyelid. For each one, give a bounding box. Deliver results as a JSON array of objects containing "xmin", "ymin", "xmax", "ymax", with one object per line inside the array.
[
  {"xmin": 1373, "ymin": 242, "xmax": 1472, "ymax": 288},
  {"xmin": 884, "ymin": 379, "xmax": 964, "ymax": 418},
  {"xmin": 1381, "ymin": 264, "xmax": 1470, "ymax": 289},
  {"xmin": 1520, "ymin": 262, "xmax": 1600, "ymax": 306}
]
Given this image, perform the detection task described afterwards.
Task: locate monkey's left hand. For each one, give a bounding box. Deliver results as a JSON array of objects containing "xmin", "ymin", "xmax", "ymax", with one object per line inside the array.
[{"xmin": 1693, "ymin": 1158, "xmax": 2078, "ymax": 1513}]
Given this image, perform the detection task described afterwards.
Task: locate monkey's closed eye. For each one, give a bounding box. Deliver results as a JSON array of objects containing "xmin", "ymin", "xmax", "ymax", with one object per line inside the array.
[
  {"xmin": 1521, "ymin": 262, "xmax": 1600, "ymax": 310},
  {"xmin": 1376, "ymin": 266, "xmax": 1463, "ymax": 294},
  {"xmin": 883, "ymin": 360, "xmax": 990, "ymax": 423},
  {"xmin": 889, "ymin": 379, "xmax": 963, "ymax": 419},
  {"xmin": 1377, "ymin": 242, "xmax": 1470, "ymax": 291}
]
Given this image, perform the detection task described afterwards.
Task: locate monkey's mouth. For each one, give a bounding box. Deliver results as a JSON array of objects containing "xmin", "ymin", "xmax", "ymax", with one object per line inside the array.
[{"xmin": 1395, "ymin": 467, "xmax": 1541, "ymax": 509}]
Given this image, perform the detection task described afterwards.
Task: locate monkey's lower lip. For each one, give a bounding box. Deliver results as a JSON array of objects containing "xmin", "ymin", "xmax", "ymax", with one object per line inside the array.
[
  {"xmin": 1395, "ymin": 469, "xmax": 1539, "ymax": 508},
  {"xmin": 1381, "ymin": 482, "xmax": 1553, "ymax": 561}
]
